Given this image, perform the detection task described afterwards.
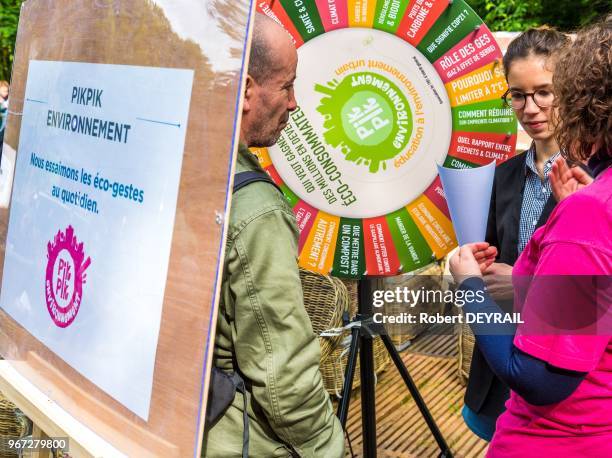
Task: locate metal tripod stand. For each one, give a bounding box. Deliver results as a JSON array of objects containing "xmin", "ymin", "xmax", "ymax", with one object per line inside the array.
[{"xmin": 336, "ymin": 277, "xmax": 453, "ymax": 458}]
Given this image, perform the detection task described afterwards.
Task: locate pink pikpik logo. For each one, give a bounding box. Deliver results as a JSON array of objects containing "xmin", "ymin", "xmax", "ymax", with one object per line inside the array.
[{"xmin": 45, "ymin": 225, "xmax": 91, "ymax": 328}]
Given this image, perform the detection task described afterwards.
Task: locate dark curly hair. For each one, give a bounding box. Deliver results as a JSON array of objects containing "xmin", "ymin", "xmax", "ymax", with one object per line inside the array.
[
  {"xmin": 554, "ymin": 17, "xmax": 612, "ymax": 162},
  {"xmin": 503, "ymin": 26, "xmax": 570, "ymax": 78}
]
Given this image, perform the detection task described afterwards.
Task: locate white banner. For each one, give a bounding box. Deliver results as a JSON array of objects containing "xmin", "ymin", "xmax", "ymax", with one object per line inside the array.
[{"xmin": 0, "ymin": 60, "xmax": 194, "ymax": 419}]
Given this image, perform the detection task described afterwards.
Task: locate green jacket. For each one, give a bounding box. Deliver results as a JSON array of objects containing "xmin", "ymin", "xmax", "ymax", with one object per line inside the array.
[{"xmin": 202, "ymin": 145, "xmax": 344, "ymax": 458}]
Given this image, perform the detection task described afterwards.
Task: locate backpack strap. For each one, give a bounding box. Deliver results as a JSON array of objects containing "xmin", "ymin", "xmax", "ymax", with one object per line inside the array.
[
  {"xmin": 216, "ymin": 170, "xmax": 279, "ymax": 458},
  {"xmin": 233, "ymin": 170, "xmax": 282, "ymax": 194},
  {"xmin": 232, "ymin": 372, "xmax": 249, "ymax": 458}
]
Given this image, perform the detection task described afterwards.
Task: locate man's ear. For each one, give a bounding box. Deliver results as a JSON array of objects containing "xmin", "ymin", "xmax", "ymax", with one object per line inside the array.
[{"xmin": 243, "ymin": 75, "xmax": 255, "ymax": 113}]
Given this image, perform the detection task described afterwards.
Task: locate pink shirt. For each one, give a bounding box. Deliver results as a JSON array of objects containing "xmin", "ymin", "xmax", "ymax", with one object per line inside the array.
[{"xmin": 488, "ymin": 168, "xmax": 612, "ymax": 457}]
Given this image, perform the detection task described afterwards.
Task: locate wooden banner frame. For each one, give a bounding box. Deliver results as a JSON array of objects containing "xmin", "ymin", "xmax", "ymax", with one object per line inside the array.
[{"xmin": 0, "ymin": 0, "xmax": 254, "ymax": 455}]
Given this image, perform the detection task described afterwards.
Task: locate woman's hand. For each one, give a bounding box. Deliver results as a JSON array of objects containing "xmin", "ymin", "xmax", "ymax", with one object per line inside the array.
[
  {"xmin": 549, "ymin": 157, "xmax": 593, "ymax": 202},
  {"xmin": 450, "ymin": 243, "xmax": 495, "ymax": 285},
  {"xmin": 474, "ymin": 244, "xmax": 497, "ymax": 271},
  {"xmin": 483, "ymin": 262, "xmax": 514, "ymax": 301}
]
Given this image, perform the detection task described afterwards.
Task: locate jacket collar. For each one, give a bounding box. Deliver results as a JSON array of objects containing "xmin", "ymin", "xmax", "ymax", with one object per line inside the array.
[
  {"xmin": 588, "ymin": 152, "xmax": 612, "ymax": 178},
  {"xmin": 237, "ymin": 143, "xmax": 265, "ymax": 173}
]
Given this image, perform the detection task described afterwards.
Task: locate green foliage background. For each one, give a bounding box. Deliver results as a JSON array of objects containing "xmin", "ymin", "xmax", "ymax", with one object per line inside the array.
[
  {"xmin": 0, "ymin": 0, "xmax": 610, "ymax": 81},
  {"xmin": 467, "ymin": 0, "xmax": 611, "ymax": 32},
  {"xmin": 0, "ymin": 0, "xmax": 25, "ymax": 81}
]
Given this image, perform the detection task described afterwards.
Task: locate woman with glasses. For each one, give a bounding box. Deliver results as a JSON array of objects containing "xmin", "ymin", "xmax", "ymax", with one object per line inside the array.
[
  {"xmin": 461, "ymin": 27, "xmax": 572, "ymax": 442},
  {"xmin": 452, "ymin": 17, "xmax": 611, "ymax": 456}
]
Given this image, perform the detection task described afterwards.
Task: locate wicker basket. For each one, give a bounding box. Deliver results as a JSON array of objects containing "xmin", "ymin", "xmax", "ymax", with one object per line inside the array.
[
  {"xmin": 0, "ymin": 391, "xmax": 30, "ymax": 457},
  {"xmin": 457, "ymin": 321, "xmax": 475, "ymax": 385},
  {"xmin": 300, "ymin": 271, "xmax": 390, "ymax": 397},
  {"xmin": 339, "ymin": 278, "xmax": 358, "ymax": 316},
  {"xmin": 320, "ymin": 333, "xmax": 390, "ymax": 398},
  {"xmin": 321, "ymin": 277, "xmax": 390, "ymax": 398},
  {"xmin": 382, "ymin": 262, "xmax": 446, "ymax": 349},
  {"xmin": 299, "ymin": 268, "xmax": 350, "ymax": 363}
]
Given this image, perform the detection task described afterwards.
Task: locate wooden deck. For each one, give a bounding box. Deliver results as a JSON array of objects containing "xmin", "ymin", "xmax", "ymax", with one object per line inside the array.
[{"xmin": 342, "ymin": 327, "xmax": 488, "ymax": 457}]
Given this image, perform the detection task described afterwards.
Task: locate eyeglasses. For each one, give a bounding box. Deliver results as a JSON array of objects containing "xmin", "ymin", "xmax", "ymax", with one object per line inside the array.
[{"xmin": 501, "ymin": 89, "xmax": 555, "ymax": 110}]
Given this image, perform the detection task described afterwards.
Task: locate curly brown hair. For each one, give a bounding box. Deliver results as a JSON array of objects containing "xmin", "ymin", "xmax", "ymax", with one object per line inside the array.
[{"xmin": 553, "ymin": 17, "xmax": 611, "ymax": 162}]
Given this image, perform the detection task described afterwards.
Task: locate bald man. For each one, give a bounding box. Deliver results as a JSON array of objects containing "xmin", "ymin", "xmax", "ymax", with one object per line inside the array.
[{"xmin": 202, "ymin": 14, "xmax": 345, "ymax": 458}]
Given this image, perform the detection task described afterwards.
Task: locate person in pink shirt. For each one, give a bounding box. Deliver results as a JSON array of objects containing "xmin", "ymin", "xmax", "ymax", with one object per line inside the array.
[{"xmin": 450, "ymin": 17, "xmax": 611, "ymax": 456}]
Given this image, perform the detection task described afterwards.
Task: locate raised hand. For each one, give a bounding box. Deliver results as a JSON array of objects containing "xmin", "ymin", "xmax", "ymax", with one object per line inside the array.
[{"xmin": 549, "ymin": 156, "xmax": 593, "ymax": 202}]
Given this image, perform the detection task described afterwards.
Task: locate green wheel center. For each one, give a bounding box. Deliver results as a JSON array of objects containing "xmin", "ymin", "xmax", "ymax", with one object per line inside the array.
[
  {"xmin": 316, "ymin": 71, "xmax": 414, "ymax": 173},
  {"xmin": 341, "ymin": 91, "xmax": 394, "ymax": 146}
]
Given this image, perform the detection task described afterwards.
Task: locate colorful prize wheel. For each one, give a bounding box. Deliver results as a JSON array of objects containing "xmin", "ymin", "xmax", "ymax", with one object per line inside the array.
[{"xmin": 253, "ymin": 0, "xmax": 517, "ymax": 278}]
